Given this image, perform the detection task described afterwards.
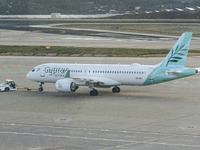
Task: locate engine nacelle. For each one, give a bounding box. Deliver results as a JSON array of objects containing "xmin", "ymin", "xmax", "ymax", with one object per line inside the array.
[{"xmin": 55, "ymin": 78, "xmax": 77, "ymax": 93}]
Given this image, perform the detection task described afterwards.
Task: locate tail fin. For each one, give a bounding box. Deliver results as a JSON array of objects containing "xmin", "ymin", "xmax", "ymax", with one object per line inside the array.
[{"xmin": 160, "ymin": 32, "xmax": 192, "ymax": 67}]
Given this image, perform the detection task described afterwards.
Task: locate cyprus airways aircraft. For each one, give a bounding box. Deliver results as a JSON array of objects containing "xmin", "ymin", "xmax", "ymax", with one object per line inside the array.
[{"xmin": 27, "ymin": 32, "xmax": 199, "ymax": 96}]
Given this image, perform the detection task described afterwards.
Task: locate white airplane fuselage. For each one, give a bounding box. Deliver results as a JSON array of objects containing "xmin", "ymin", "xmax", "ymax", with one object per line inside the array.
[{"xmin": 27, "ymin": 63, "xmax": 154, "ymax": 86}]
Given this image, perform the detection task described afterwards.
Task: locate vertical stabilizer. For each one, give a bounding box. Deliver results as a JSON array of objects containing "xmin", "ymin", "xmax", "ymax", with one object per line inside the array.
[{"xmin": 160, "ymin": 32, "xmax": 192, "ymax": 67}]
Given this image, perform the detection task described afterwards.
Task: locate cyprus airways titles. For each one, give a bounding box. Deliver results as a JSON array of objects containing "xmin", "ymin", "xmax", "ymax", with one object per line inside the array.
[{"xmin": 27, "ymin": 32, "xmax": 199, "ymax": 96}]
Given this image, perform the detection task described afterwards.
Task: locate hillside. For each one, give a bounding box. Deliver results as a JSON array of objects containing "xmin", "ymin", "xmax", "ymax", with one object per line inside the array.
[{"xmin": 0, "ymin": 0, "xmax": 200, "ymax": 15}]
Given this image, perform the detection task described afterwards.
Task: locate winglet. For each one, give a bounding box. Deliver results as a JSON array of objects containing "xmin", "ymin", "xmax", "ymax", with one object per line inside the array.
[
  {"xmin": 65, "ymin": 70, "xmax": 71, "ymax": 78},
  {"xmin": 160, "ymin": 32, "xmax": 192, "ymax": 67}
]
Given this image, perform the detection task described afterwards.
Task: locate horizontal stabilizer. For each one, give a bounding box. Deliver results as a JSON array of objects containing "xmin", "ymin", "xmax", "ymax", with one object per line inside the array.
[{"xmin": 165, "ymin": 70, "xmax": 182, "ymax": 76}]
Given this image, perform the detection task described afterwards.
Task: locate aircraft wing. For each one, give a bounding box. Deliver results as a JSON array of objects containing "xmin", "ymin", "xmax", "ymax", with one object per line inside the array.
[{"xmin": 72, "ymin": 76, "xmax": 121, "ymax": 86}]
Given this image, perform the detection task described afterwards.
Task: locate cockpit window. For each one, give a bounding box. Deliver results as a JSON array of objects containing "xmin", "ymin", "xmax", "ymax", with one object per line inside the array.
[
  {"xmin": 37, "ymin": 68, "xmax": 41, "ymax": 72},
  {"xmin": 32, "ymin": 68, "xmax": 35, "ymax": 72}
]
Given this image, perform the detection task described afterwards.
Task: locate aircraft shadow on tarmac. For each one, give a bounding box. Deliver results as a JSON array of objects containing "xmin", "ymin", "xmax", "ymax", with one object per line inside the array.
[{"xmin": 12, "ymin": 90, "xmax": 175, "ymax": 102}]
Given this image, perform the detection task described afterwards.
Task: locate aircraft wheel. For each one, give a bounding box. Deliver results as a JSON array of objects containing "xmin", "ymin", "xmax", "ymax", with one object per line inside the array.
[
  {"xmin": 38, "ymin": 82, "xmax": 44, "ymax": 92},
  {"xmin": 112, "ymin": 86, "xmax": 120, "ymax": 93},
  {"xmin": 5, "ymin": 87, "xmax": 10, "ymax": 92},
  {"xmin": 116, "ymin": 87, "xmax": 120, "ymax": 93},
  {"xmin": 90, "ymin": 89, "xmax": 98, "ymax": 96},
  {"xmin": 39, "ymin": 87, "xmax": 43, "ymax": 92}
]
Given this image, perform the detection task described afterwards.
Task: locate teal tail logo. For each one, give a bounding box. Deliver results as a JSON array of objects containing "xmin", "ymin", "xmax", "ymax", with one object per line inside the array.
[{"xmin": 160, "ymin": 32, "xmax": 192, "ymax": 67}]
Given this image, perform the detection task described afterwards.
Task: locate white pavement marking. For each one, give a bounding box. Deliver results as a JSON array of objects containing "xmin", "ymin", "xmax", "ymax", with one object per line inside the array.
[
  {"xmin": 148, "ymin": 142, "xmax": 200, "ymax": 148},
  {"xmin": 0, "ymin": 131, "xmax": 137, "ymax": 143}
]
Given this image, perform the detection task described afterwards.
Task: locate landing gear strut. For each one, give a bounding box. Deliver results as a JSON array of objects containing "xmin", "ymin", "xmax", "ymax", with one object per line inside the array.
[
  {"xmin": 112, "ymin": 86, "xmax": 120, "ymax": 93},
  {"xmin": 88, "ymin": 83, "xmax": 99, "ymax": 96},
  {"xmin": 90, "ymin": 89, "xmax": 98, "ymax": 96},
  {"xmin": 38, "ymin": 82, "xmax": 44, "ymax": 91}
]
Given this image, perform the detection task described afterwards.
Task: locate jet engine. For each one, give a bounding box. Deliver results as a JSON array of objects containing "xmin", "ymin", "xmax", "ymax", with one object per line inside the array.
[{"xmin": 55, "ymin": 79, "xmax": 78, "ymax": 93}]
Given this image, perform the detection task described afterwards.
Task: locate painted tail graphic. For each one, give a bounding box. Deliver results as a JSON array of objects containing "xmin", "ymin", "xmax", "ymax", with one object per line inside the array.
[{"xmin": 160, "ymin": 32, "xmax": 192, "ymax": 67}]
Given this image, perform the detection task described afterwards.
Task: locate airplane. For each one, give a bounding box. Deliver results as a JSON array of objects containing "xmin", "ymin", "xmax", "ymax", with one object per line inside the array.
[{"xmin": 27, "ymin": 32, "xmax": 199, "ymax": 96}]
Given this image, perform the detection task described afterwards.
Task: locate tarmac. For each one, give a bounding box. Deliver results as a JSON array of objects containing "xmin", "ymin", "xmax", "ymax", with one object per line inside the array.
[
  {"xmin": 0, "ymin": 56, "xmax": 200, "ymax": 150},
  {"xmin": 0, "ymin": 19, "xmax": 200, "ymax": 50}
]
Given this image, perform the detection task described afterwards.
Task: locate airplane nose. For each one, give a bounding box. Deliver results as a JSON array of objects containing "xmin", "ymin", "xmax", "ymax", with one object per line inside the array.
[{"xmin": 26, "ymin": 72, "xmax": 31, "ymax": 80}]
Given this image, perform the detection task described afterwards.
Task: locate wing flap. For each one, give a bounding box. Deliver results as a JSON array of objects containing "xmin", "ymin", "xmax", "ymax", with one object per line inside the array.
[{"xmin": 72, "ymin": 76, "xmax": 121, "ymax": 86}]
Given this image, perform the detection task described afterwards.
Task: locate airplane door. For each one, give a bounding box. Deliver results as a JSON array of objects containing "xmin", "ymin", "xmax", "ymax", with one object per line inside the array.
[
  {"xmin": 40, "ymin": 70, "xmax": 45, "ymax": 77},
  {"xmin": 40, "ymin": 65, "xmax": 47, "ymax": 77}
]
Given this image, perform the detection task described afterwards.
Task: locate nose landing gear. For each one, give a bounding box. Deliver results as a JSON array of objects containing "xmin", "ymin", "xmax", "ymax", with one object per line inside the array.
[{"xmin": 38, "ymin": 82, "xmax": 44, "ymax": 91}]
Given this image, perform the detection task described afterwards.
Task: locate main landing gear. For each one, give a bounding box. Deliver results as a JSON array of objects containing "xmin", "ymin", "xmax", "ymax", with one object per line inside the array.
[
  {"xmin": 112, "ymin": 86, "xmax": 120, "ymax": 93},
  {"xmin": 38, "ymin": 82, "xmax": 44, "ymax": 91},
  {"xmin": 90, "ymin": 89, "xmax": 99, "ymax": 96},
  {"xmin": 89, "ymin": 83, "xmax": 99, "ymax": 96}
]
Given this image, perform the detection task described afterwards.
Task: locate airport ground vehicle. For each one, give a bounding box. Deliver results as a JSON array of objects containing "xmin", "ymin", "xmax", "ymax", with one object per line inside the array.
[{"xmin": 0, "ymin": 79, "xmax": 17, "ymax": 92}]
